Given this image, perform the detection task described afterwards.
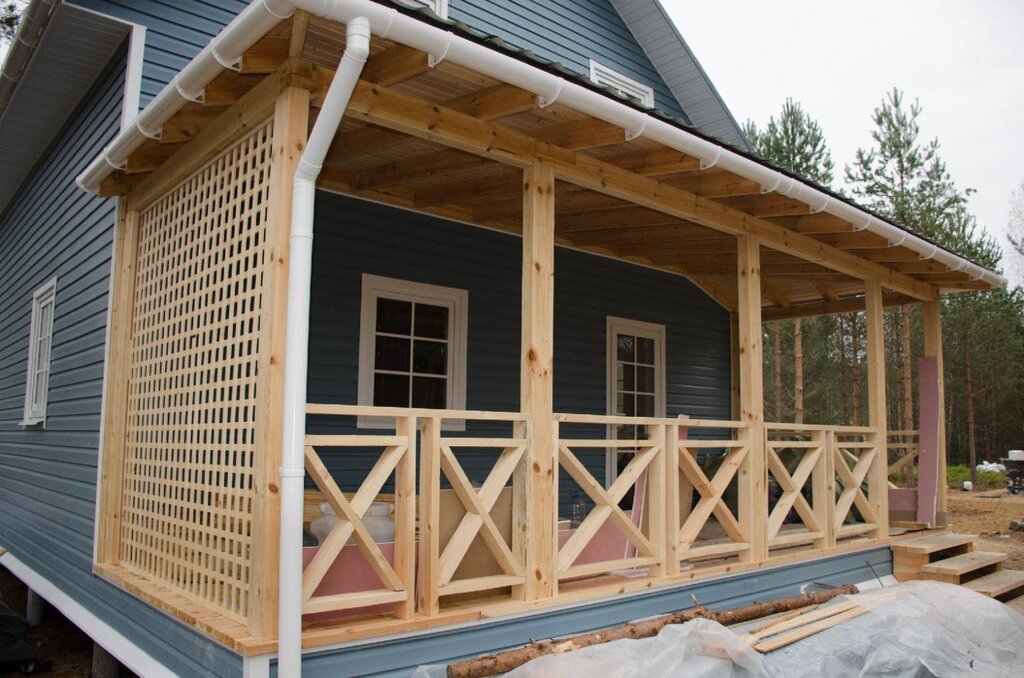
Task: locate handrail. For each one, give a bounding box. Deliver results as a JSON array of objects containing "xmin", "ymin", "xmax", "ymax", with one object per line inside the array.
[
  {"xmin": 766, "ymin": 422, "xmax": 876, "ymax": 434},
  {"xmin": 307, "ymin": 403, "xmax": 527, "ymax": 421},
  {"xmin": 555, "ymin": 412, "xmax": 746, "ymax": 429}
]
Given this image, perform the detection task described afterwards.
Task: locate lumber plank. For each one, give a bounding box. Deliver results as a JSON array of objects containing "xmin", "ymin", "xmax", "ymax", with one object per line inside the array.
[{"xmin": 753, "ymin": 605, "xmax": 868, "ymax": 652}]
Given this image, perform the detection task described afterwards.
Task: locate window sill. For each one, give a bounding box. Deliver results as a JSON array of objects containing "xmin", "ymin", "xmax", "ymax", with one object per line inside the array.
[{"xmin": 19, "ymin": 418, "xmax": 45, "ymax": 428}]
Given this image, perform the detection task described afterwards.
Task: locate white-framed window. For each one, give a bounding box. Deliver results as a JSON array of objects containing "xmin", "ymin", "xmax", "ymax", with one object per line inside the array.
[
  {"xmin": 21, "ymin": 278, "xmax": 57, "ymax": 427},
  {"xmin": 589, "ymin": 59, "xmax": 655, "ymax": 108},
  {"xmin": 409, "ymin": 0, "xmax": 449, "ymax": 20},
  {"xmin": 606, "ymin": 316, "xmax": 666, "ymax": 484},
  {"xmin": 358, "ymin": 274, "xmax": 468, "ymax": 428}
]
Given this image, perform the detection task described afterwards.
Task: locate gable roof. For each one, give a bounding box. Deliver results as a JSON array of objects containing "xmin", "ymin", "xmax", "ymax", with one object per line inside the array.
[{"xmin": 610, "ymin": 0, "xmax": 750, "ymax": 151}]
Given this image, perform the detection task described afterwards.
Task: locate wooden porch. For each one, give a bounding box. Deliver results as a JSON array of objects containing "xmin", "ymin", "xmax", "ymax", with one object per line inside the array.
[{"xmin": 89, "ymin": 12, "xmax": 973, "ymax": 656}]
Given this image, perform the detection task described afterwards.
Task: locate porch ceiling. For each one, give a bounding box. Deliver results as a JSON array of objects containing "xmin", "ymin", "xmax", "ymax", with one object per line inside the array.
[{"xmin": 99, "ymin": 13, "xmax": 988, "ymax": 318}]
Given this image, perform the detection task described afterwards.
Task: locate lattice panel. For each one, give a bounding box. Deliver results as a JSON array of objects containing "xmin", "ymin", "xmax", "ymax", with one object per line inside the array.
[{"xmin": 119, "ymin": 122, "xmax": 274, "ymax": 622}]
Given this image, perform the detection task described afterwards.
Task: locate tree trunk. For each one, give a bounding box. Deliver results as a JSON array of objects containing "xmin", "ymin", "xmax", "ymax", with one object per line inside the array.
[
  {"xmin": 901, "ymin": 306, "xmax": 913, "ymax": 432},
  {"xmin": 965, "ymin": 336, "xmax": 977, "ymax": 486},
  {"xmin": 794, "ymin": 319, "xmax": 804, "ymax": 424},
  {"xmin": 447, "ymin": 585, "xmax": 859, "ymax": 678},
  {"xmin": 773, "ymin": 323, "xmax": 783, "ymax": 422},
  {"xmin": 838, "ymin": 315, "xmax": 849, "ymax": 423}
]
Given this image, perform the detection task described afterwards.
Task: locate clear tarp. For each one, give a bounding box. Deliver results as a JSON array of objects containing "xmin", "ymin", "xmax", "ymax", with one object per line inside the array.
[{"xmin": 416, "ymin": 581, "xmax": 1024, "ymax": 677}]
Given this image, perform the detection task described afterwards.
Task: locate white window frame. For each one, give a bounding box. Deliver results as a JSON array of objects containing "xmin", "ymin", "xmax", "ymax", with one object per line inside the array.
[
  {"xmin": 21, "ymin": 278, "xmax": 58, "ymax": 427},
  {"xmin": 605, "ymin": 316, "xmax": 666, "ymax": 483},
  {"xmin": 589, "ymin": 59, "xmax": 655, "ymax": 108},
  {"xmin": 357, "ymin": 274, "xmax": 468, "ymax": 430},
  {"xmin": 409, "ymin": 0, "xmax": 449, "ymax": 20}
]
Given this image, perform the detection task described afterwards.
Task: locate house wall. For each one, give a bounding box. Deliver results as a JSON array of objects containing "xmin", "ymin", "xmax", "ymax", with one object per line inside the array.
[
  {"xmin": 68, "ymin": 0, "xmax": 686, "ymax": 118},
  {"xmin": 0, "ymin": 48, "xmax": 242, "ymax": 678},
  {"xmin": 306, "ymin": 191, "xmax": 732, "ymax": 496}
]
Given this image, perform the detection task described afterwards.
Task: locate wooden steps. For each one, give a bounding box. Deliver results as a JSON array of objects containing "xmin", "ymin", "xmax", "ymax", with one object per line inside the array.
[{"xmin": 892, "ymin": 533, "xmax": 1024, "ymax": 602}]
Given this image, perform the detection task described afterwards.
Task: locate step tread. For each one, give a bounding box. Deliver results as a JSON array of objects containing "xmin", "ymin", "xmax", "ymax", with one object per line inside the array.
[
  {"xmin": 963, "ymin": 569, "xmax": 1024, "ymax": 597},
  {"xmin": 891, "ymin": 532, "xmax": 976, "ymax": 555},
  {"xmin": 920, "ymin": 551, "xmax": 1006, "ymax": 576}
]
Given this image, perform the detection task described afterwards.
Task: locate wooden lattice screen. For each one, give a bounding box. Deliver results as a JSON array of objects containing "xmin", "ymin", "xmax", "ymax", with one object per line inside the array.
[{"xmin": 118, "ymin": 122, "xmax": 274, "ymax": 622}]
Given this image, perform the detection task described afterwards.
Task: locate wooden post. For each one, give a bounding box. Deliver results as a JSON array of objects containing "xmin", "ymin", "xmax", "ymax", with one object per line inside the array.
[
  {"xmin": 730, "ymin": 313, "xmax": 741, "ymax": 421},
  {"xmin": 736, "ymin": 236, "xmax": 767, "ymax": 562},
  {"xmin": 249, "ymin": 86, "xmax": 310, "ymax": 639},
  {"xmin": 647, "ymin": 423, "xmax": 667, "ymax": 578},
  {"xmin": 96, "ymin": 204, "xmax": 139, "ymax": 566},
  {"xmin": 393, "ymin": 416, "xmax": 417, "ymax": 619},
  {"xmin": 418, "ymin": 417, "xmax": 441, "ymax": 615},
  {"xmin": 811, "ymin": 429, "xmax": 834, "ymax": 549},
  {"xmin": 864, "ymin": 280, "xmax": 890, "ymax": 536},
  {"xmin": 516, "ymin": 160, "xmax": 556, "ymax": 599},
  {"xmin": 665, "ymin": 422, "xmax": 681, "ymax": 576},
  {"xmin": 922, "ymin": 300, "xmax": 948, "ymax": 520}
]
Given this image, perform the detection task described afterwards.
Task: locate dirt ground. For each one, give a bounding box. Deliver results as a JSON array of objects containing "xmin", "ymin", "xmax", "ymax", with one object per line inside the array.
[
  {"xmin": 947, "ymin": 489, "xmax": 1024, "ymax": 570},
  {"xmin": 0, "ymin": 566, "xmax": 93, "ymax": 677}
]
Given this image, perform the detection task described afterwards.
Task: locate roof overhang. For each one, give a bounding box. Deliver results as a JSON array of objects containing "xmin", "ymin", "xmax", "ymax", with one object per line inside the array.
[
  {"xmin": 75, "ymin": 0, "xmax": 1006, "ymax": 315},
  {"xmin": 0, "ymin": 1, "xmax": 131, "ymax": 217}
]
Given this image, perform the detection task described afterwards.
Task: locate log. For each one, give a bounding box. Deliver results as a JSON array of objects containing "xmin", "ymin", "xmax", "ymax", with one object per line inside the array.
[{"xmin": 447, "ymin": 584, "xmax": 858, "ymax": 678}]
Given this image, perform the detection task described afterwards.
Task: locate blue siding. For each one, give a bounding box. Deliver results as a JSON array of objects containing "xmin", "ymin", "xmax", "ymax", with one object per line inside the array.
[
  {"xmin": 69, "ymin": 0, "xmax": 686, "ymax": 118},
  {"xmin": 287, "ymin": 546, "xmax": 893, "ymax": 677},
  {"xmin": 451, "ymin": 0, "xmax": 686, "ymax": 118},
  {"xmin": 0, "ymin": 48, "xmax": 242, "ymax": 678},
  {"xmin": 306, "ymin": 192, "xmax": 730, "ymax": 498}
]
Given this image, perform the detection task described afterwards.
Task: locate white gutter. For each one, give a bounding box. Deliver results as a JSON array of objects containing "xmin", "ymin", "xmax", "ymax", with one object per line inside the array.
[
  {"xmin": 276, "ymin": 16, "xmax": 370, "ymax": 677},
  {"xmin": 0, "ymin": 0, "xmax": 60, "ymax": 123},
  {"xmin": 73, "ymin": 0, "xmax": 1005, "ymax": 288}
]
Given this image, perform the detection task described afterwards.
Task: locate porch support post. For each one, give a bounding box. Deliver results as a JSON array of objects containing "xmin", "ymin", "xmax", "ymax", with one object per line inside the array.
[
  {"xmin": 922, "ymin": 300, "xmax": 947, "ymax": 519},
  {"xmin": 736, "ymin": 237, "xmax": 767, "ymax": 562},
  {"xmin": 517, "ymin": 160, "xmax": 556, "ymax": 600},
  {"xmin": 252, "ymin": 86, "xmax": 310, "ymax": 640},
  {"xmin": 865, "ymin": 280, "xmax": 890, "ymax": 536}
]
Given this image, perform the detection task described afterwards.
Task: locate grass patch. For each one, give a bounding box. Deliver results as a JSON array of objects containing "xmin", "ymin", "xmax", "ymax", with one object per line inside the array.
[{"xmin": 947, "ymin": 464, "xmax": 1006, "ymax": 490}]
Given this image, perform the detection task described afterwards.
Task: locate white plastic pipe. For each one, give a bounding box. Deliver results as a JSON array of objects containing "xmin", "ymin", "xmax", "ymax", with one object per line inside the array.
[
  {"xmin": 74, "ymin": 0, "xmax": 1005, "ymax": 288},
  {"xmin": 276, "ymin": 15, "xmax": 370, "ymax": 678}
]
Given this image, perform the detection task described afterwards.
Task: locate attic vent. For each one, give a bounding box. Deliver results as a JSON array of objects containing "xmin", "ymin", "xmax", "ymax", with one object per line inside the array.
[
  {"xmin": 589, "ymin": 59, "xmax": 655, "ymax": 108},
  {"xmin": 408, "ymin": 0, "xmax": 449, "ymax": 20}
]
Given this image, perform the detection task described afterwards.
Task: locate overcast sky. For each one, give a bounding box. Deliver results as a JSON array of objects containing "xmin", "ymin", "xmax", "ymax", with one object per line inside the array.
[{"xmin": 663, "ymin": 0, "xmax": 1024, "ymax": 280}]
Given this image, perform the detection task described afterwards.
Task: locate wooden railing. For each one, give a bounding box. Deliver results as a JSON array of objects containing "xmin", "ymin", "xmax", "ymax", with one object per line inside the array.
[
  {"xmin": 298, "ymin": 405, "xmax": 891, "ymax": 625},
  {"xmin": 887, "ymin": 430, "xmax": 920, "ymax": 478}
]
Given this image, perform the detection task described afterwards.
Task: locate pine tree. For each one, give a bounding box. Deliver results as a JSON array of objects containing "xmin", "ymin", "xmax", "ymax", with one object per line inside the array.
[
  {"xmin": 744, "ymin": 98, "xmax": 834, "ymax": 186},
  {"xmin": 746, "ymin": 99, "xmax": 834, "ymax": 424},
  {"xmin": 1, "ymin": 1, "xmax": 25, "ymax": 44}
]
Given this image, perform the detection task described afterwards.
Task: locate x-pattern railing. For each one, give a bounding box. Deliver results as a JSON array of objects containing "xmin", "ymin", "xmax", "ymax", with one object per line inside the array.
[{"xmin": 764, "ymin": 425, "xmax": 829, "ymax": 550}]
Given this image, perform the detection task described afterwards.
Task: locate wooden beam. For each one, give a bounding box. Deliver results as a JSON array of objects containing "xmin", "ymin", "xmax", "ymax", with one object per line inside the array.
[
  {"xmin": 241, "ymin": 35, "xmax": 290, "ymax": 74},
  {"xmin": 518, "ymin": 161, "xmax": 557, "ymax": 600},
  {"xmin": 922, "ymin": 300, "xmax": 947, "ymax": 516},
  {"xmin": 606, "ymin": 147, "xmax": 702, "ymax": 176},
  {"xmin": 249, "ymin": 86, "xmax": 310, "ymax": 640},
  {"xmin": 333, "ymin": 77, "xmax": 937, "ymax": 301},
  {"xmin": 204, "ymin": 71, "xmax": 267, "ymax": 106},
  {"xmin": 737, "ymin": 236, "xmax": 768, "ymax": 562},
  {"xmin": 159, "ymin": 104, "xmax": 227, "ymax": 145},
  {"xmin": 719, "ymin": 194, "xmax": 812, "ymax": 219},
  {"xmin": 289, "ymin": 10, "xmax": 310, "ymax": 58},
  {"xmin": 122, "ymin": 63, "xmax": 300, "ymax": 209},
  {"xmin": 556, "ymin": 207, "xmax": 696, "ymax": 233},
  {"xmin": 348, "ymin": 149, "xmax": 493, "ymax": 191},
  {"xmin": 361, "ymin": 44, "xmax": 431, "ymax": 86},
  {"xmin": 535, "ymin": 117, "xmax": 626, "ymax": 151},
  {"xmin": 864, "ymin": 280, "xmax": 890, "ymax": 537},
  {"xmin": 414, "ymin": 172, "xmax": 522, "ymax": 207},
  {"xmin": 561, "ymin": 224, "xmax": 726, "ymax": 246},
  {"xmin": 762, "ymin": 294, "xmax": 913, "ymax": 321},
  {"xmin": 665, "ymin": 170, "xmax": 761, "ymax": 198},
  {"xmin": 441, "ymin": 83, "xmax": 537, "ymax": 121}
]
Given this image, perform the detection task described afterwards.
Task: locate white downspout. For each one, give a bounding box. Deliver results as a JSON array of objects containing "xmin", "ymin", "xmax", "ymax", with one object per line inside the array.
[{"xmin": 277, "ymin": 15, "xmax": 370, "ymax": 678}]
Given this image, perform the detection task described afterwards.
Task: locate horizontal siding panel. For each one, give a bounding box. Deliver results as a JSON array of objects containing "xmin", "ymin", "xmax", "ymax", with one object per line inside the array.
[{"xmin": 0, "ymin": 44, "xmax": 242, "ymax": 677}]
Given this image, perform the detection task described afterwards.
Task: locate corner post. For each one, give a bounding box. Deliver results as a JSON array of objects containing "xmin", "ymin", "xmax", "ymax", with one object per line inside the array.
[
  {"xmin": 736, "ymin": 236, "xmax": 767, "ymax": 562},
  {"xmin": 864, "ymin": 280, "xmax": 890, "ymax": 536},
  {"xmin": 922, "ymin": 300, "xmax": 947, "ymax": 521},
  {"xmin": 251, "ymin": 86, "xmax": 310, "ymax": 640},
  {"xmin": 516, "ymin": 160, "xmax": 556, "ymax": 599}
]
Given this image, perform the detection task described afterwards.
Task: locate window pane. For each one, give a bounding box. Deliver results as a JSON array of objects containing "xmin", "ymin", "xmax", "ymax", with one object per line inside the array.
[
  {"xmin": 374, "ymin": 373, "xmax": 409, "ymax": 407},
  {"xmin": 637, "ymin": 394, "xmax": 655, "ymax": 417},
  {"xmin": 414, "ymin": 303, "xmax": 449, "ymax": 340},
  {"xmin": 617, "ymin": 363, "xmax": 635, "ymax": 392},
  {"xmin": 412, "ymin": 376, "xmax": 446, "ymax": 408},
  {"xmin": 33, "ymin": 371, "xmax": 47, "ymax": 408},
  {"xmin": 637, "ymin": 337, "xmax": 655, "ymax": 365},
  {"xmin": 636, "ymin": 365, "xmax": 655, "ymax": 394},
  {"xmin": 376, "ymin": 297, "xmax": 412, "ymax": 334},
  {"xmin": 616, "ymin": 424, "xmax": 637, "ymax": 440},
  {"xmin": 375, "ymin": 335, "xmax": 410, "ymax": 372},
  {"xmin": 413, "ymin": 340, "xmax": 447, "ymax": 375},
  {"xmin": 616, "ymin": 334, "xmax": 634, "ymax": 362},
  {"xmin": 620, "ymin": 393, "xmax": 636, "ymax": 416}
]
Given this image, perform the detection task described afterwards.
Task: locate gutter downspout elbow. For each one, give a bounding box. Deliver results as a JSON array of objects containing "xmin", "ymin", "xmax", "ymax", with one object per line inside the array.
[{"xmin": 277, "ymin": 16, "xmax": 370, "ymax": 678}]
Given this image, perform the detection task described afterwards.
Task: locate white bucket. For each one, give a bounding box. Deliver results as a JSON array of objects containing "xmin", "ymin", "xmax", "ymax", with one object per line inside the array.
[
  {"xmin": 963, "ymin": 481, "xmax": 973, "ymax": 492},
  {"xmin": 1008, "ymin": 450, "xmax": 1024, "ymax": 461}
]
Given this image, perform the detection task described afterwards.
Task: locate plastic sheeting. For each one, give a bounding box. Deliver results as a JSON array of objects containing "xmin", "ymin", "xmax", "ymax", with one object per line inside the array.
[{"xmin": 416, "ymin": 581, "xmax": 1024, "ymax": 677}]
